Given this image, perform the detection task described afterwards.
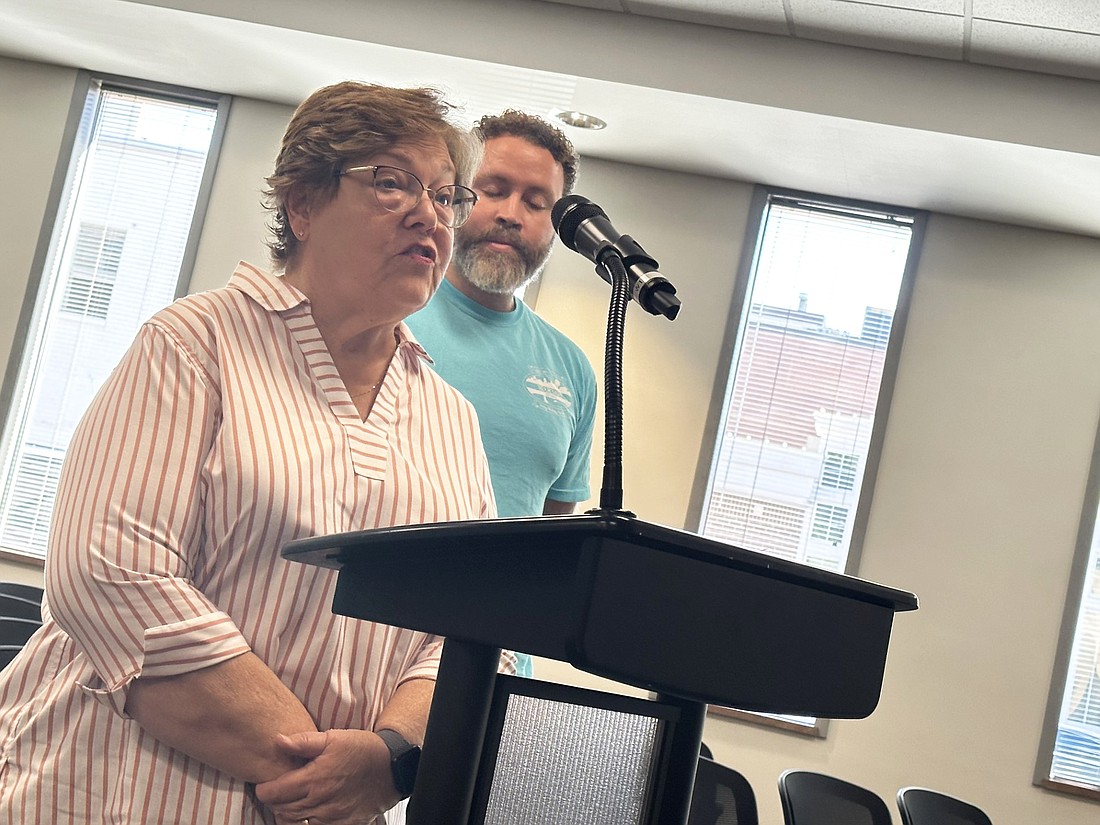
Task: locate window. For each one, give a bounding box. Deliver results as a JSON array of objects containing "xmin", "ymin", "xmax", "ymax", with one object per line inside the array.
[
  {"xmin": 1038, "ymin": 426, "xmax": 1100, "ymax": 799},
  {"xmin": 810, "ymin": 503, "xmax": 848, "ymax": 546},
  {"xmin": 0, "ymin": 76, "xmax": 227, "ymax": 558},
  {"xmin": 60, "ymin": 223, "xmax": 126, "ymax": 319},
  {"xmin": 821, "ymin": 451, "xmax": 860, "ymax": 491},
  {"xmin": 691, "ymin": 189, "xmax": 924, "ymax": 734}
]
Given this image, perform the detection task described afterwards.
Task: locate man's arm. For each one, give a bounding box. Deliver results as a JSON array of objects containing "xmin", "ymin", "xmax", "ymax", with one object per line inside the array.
[
  {"xmin": 543, "ymin": 498, "xmax": 578, "ymax": 515},
  {"xmin": 125, "ymin": 651, "xmax": 319, "ymax": 783}
]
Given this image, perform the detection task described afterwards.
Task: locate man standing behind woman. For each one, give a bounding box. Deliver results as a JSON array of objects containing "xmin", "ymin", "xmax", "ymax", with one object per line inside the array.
[
  {"xmin": 406, "ymin": 112, "xmax": 598, "ymax": 678},
  {"xmin": 408, "ymin": 111, "xmax": 596, "ymax": 522},
  {"xmin": 406, "ymin": 110, "xmax": 598, "ymax": 629},
  {"xmin": 0, "ymin": 81, "xmax": 499, "ymax": 825}
]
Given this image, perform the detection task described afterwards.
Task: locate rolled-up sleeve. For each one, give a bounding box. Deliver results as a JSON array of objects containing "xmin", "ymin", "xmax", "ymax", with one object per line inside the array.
[{"xmin": 45, "ymin": 322, "xmax": 249, "ymax": 716}]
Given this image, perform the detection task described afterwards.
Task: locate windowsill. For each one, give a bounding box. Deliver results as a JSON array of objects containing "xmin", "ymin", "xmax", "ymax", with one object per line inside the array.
[
  {"xmin": 1036, "ymin": 778, "xmax": 1100, "ymax": 804},
  {"xmin": 707, "ymin": 705, "xmax": 827, "ymax": 738},
  {"xmin": 0, "ymin": 545, "xmax": 46, "ymax": 568}
]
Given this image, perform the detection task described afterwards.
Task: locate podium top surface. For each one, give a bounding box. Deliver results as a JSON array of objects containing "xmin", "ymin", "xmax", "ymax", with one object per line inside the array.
[
  {"xmin": 282, "ymin": 512, "xmax": 916, "ymax": 714},
  {"xmin": 282, "ymin": 511, "xmax": 917, "ymax": 612}
]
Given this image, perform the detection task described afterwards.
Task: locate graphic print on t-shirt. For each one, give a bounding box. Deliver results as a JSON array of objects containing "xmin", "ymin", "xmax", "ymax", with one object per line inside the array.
[{"xmin": 525, "ymin": 367, "xmax": 573, "ymax": 417}]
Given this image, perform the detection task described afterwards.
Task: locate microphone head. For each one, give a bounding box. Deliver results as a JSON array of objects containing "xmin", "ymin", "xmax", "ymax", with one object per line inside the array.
[{"xmin": 552, "ymin": 194, "xmax": 606, "ymax": 252}]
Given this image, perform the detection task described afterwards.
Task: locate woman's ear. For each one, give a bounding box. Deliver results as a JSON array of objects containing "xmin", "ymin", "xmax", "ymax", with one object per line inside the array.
[{"xmin": 286, "ymin": 189, "xmax": 312, "ymax": 242}]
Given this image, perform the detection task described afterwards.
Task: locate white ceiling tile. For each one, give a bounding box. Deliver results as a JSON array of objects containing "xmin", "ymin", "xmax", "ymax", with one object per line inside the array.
[
  {"xmin": 840, "ymin": 0, "xmax": 962, "ymax": 13},
  {"xmin": 623, "ymin": 0, "xmax": 789, "ymax": 35},
  {"xmin": 970, "ymin": 19, "xmax": 1100, "ymax": 80},
  {"xmin": 537, "ymin": 0, "xmax": 626, "ymax": 10},
  {"xmin": 791, "ymin": 0, "xmax": 965, "ymax": 60},
  {"xmin": 973, "ymin": 0, "xmax": 1100, "ymax": 35}
]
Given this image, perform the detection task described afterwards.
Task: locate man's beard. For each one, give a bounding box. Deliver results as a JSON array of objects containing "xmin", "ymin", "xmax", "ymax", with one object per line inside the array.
[{"xmin": 452, "ymin": 227, "xmax": 553, "ymax": 295}]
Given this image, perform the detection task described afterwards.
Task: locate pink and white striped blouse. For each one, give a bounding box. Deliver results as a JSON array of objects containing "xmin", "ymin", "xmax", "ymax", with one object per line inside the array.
[{"xmin": 0, "ymin": 261, "xmax": 496, "ymax": 823}]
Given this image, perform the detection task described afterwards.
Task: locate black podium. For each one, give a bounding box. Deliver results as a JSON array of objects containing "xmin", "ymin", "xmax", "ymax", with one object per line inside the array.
[{"xmin": 283, "ymin": 511, "xmax": 917, "ymax": 825}]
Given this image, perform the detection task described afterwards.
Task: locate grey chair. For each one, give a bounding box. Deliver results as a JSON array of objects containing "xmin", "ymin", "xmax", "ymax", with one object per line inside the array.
[
  {"xmin": 689, "ymin": 757, "xmax": 758, "ymax": 825},
  {"xmin": 0, "ymin": 582, "xmax": 43, "ymax": 604},
  {"xmin": 0, "ymin": 593, "xmax": 42, "ymax": 622},
  {"xmin": 0, "ymin": 617, "xmax": 42, "ymax": 648},
  {"xmin": 0, "ymin": 584, "xmax": 45, "ymax": 670},
  {"xmin": 0, "ymin": 644, "xmax": 23, "ymax": 670},
  {"xmin": 778, "ymin": 770, "xmax": 893, "ymax": 825},
  {"xmin": 897, "ymin": 786, "xmax": 992, "ymax": 825},
  {"xmin": 0, "ymin": 616, "xmax": 44, "ymax": 670}
]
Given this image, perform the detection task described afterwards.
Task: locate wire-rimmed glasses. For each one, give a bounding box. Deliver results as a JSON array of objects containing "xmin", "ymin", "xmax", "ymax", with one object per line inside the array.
[{"xmin": 338, "ymin": 165, "xmax": 478, "ymax": 228}]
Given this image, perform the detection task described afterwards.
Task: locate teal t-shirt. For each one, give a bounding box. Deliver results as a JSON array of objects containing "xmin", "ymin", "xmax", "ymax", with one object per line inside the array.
[{"xmin": 406, "ymin": 279, "xmax": 597, "ymax": 519}]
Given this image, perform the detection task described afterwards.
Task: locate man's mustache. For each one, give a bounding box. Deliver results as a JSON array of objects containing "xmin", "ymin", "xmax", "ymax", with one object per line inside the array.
[
  {"xmin": 468, "ymin": 228, "xmax": 524, "ymax": 249},
  {"xmin": 462, "ymin": 229, "xmax": 539, "ymax": 268}
]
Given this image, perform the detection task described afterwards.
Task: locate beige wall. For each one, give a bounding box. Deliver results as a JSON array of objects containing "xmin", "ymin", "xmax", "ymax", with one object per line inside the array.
[
  {"xmin": 188, "ymin": 95, "xmax": 294, "ymax": 291},
  {"xmin": 3, "ymin": 54, "xmax": 1100, "ymax": 824},
  {"xmin": 0, "ymin": 56, "xmax": 78, "ymax": 585},
  {"xmin": 0, "ymin": 57, "xmax": 76, "ymax": 399}
]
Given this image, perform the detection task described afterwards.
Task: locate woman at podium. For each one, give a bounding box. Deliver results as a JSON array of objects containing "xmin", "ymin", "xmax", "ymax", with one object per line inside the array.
[{"xmin": 0, "ymin": 81, "xmax": 500, "ymax": 825}]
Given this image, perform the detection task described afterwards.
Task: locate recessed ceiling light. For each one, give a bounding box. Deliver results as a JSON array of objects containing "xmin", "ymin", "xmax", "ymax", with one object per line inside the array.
[{"xmin": 552, "ymin": 109, "xmax": 607, "ymax": 130}]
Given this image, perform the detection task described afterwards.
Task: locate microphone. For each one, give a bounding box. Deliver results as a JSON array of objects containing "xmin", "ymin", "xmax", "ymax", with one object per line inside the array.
[{"xmin": 552, "ymin": 195, "xmax": 681, "ymax": 320}]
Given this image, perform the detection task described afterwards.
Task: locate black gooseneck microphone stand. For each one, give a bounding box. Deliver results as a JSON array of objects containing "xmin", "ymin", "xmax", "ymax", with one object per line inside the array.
[
  {"xmin": 549, "ymin": 192, "xmax": 680, "ymax": 513},
  {"xmin": 588, "ymin": 238, "xmax": 679, "ymax": 513},
  {"xmin": 594, "ymin": 252, "xmax": 632, "ymax": 513}
]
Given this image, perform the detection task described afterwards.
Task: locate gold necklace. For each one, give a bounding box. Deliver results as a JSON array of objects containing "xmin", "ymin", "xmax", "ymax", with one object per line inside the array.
[{"xmin": 349, "ymin": 383, "xmax": 380, "ymax": 400}]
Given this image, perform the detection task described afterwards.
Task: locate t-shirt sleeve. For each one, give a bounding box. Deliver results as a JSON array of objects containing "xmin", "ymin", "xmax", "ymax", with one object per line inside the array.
[{"xmin": 548, "ymin": 353, "xmax": 597, "ymax": 504}]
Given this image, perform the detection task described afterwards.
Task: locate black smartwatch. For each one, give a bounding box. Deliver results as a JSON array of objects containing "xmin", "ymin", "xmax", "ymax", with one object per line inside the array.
[{"xmin": 376, "ymin": 728, "xmax": 421, "ymax": 799}]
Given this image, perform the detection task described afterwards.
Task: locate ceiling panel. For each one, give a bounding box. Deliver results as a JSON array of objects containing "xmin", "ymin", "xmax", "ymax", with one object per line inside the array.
[
  {"xmin": 540, "ymin": 0, "xmax": 625, "ymax": 9},
  {"xmin": 971, "ymin": 20, "xmax": 1100, "ymax": 81},
  {"xmin": 851, "ymin": 0, "xmax": 962, "ymax": 13},
  {"xmin": 973, "ymin": 0, "xmax": 1100, "ymax": 34},
  {"xmin": 791, "ymin": 0, "xmax": 965, "ymax": 60},
  {"xmin": 624, "ymin": 0, "xmax": 788, "ymax": 34},
  {"xmin": 546, "ymin": 0, "xmax": 1100, "ymax": 78},
  {"xmin": 3, "ymin": 0, "xmax": 1100, "ymax": 238}
]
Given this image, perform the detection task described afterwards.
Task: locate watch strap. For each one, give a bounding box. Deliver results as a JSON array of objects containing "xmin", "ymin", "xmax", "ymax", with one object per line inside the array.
[{"xmin": 376, "ymin": 728, "xmax": 420, "ymax": 798}]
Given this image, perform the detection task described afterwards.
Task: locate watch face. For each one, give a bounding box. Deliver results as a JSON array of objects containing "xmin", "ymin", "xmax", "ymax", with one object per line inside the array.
[{"xmin": 392, "ymin": 744, "xmax": 421, "ymax": 797}]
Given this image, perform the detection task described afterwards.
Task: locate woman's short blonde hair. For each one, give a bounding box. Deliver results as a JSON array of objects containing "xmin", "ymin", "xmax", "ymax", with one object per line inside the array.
[{"xmin": 264, "ymin": 81, "xmax": 481, "ymax": 266}]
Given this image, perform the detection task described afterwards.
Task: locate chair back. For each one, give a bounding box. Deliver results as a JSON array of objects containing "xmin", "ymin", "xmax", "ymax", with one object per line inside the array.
[
  {"xmin": 689, "ymin": 757, "xmax": 758, "ymax": 825},
  {"xmin": 0, "ymin": 645, "xmax": 24, "ymax": 670},
  {"xmin": 0, "ymin": 617, "xmax": 42, "ymax": 647},
  {"xmin": 0, "ymin": 586, "xmax": 44, "ymax": 671},
  {"xmin": 897, "ymin": 787, "xmax": 992, "ymax": 825},
  {"xmin": 0, "ymin": 593, "xmax": 42, "ymax": 622},
  {"xmin": 778, "ymin": 770, "xmax": 893, "ymax": 825},
  {"xmin": 0, "ymin": 582, "xmax": 44, "ymax": 603}
]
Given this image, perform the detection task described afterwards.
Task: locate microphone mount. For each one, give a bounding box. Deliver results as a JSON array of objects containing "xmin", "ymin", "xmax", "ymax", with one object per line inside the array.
[{"xmin": 552, "ymin": 195, "xmax": 681, "ymax": 321}]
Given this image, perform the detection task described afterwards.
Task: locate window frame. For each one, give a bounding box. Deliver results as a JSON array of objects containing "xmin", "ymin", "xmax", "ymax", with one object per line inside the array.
[
  {"xmin": 686, "ymin": 185, "xmax": 926, "ymax": 737},
  {"xmin": 0, "ymin": 72, "xmax": 229, "ymax": 564},
  {"xmin": 1035, "ymin": 411, "xmax": 1100, "ymax": 801}
]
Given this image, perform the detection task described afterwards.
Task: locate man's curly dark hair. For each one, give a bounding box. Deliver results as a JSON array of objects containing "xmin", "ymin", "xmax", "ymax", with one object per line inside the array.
[{"xmin": 473, "ymin": 110, "xmax": 579, "ymax": 195}]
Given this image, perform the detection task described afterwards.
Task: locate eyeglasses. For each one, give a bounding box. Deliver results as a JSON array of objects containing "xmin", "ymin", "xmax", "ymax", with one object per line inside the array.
[{"xmin": 338, "ymin": 165, "xmax": 478, "ymax": 228}]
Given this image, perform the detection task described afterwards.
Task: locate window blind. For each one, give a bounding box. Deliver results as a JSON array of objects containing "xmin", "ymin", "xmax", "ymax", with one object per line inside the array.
[{"xmin": 0, "ymin": 80, "xmax": 221, "ymax": 557}]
